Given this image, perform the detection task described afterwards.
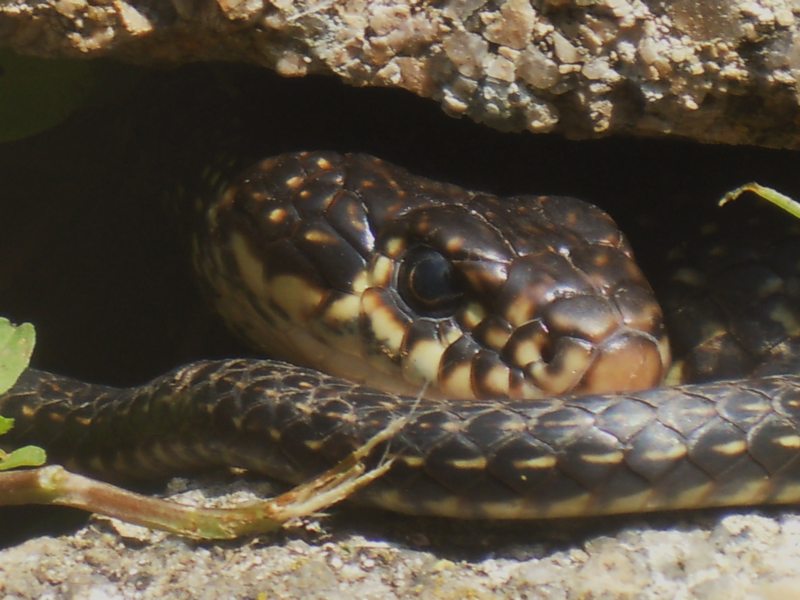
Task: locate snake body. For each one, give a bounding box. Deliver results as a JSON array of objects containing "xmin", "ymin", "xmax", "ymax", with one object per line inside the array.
[{"xmin": 4, "ymin": 152, "xmax": 800, "ymax": 518}]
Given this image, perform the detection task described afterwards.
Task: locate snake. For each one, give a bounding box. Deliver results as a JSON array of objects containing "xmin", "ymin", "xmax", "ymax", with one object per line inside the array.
[{"xmin": 3, "ymin": 151, "xmax": 800, "ymax": 519}]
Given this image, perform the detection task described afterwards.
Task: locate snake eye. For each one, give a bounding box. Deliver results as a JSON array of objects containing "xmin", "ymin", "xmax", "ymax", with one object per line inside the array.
[{"xmin": 398, "ymin": 246, "xmax": 464, "ymax": 316}]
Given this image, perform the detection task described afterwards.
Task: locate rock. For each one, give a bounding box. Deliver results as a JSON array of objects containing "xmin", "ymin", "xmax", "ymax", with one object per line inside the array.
[{"xmin": 2, "ymin": 1, "xmax": 800, "ymax": 147}]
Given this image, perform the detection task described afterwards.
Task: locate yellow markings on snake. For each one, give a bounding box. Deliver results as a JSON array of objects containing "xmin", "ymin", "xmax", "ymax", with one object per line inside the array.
[
  {"xmin": 315, "ymin": 157, "xmax": 332, "ymax": 169},
  {"xmin": 580, "ymin": 451, "xmax": 624, "ymax": 465},
  {"xmin": 304, "ymin": 439, "xmax": 323, "ymax": 451},
  {"xmin": 440, "ymin": 362, "xmax": 474, "ymax": 398},
  {"xmin": 441, "ymin": 323, "xmax": 462, "ymax": 346},
  {"xmin": 362, "ymin": 290, "xmax": 406, "ymax": 355},
  {"xmin": 446, "ymin": 456, "xmax": 488, "ymax": 470},
  {"xmin": 268, "ymin": 208, "xmax": 288, "ymax": 224},
  {"xmin": 347, "ymin": 205, "xmax": 367, "ymax": 232},
  {"xmin": 268, "ymin": 274, "xmax": 325, "ymax": 324},
  {"xmin": 445, "ymin": 236, "xmax": 465, "ymax": 254},
  {"xmin": 204, "ymin": 239, "xmax": 276, "ymax": 348},
  {"xmin": 304, "ymin": 229, "xmax": 338, "ymax": 245},
  {"xmin": 774, "ymin": 434, "xmax": 800, "ymax": 448},
  {"xmin": 772, "ymin": 482, "xmax": 800, "ymax": 503},
  {"xmin": 676, "ymin": 401, "xmax": 716, "ymax": 419},
  {"xmin": 326, "ymin": 411, "xmax": 357, "ymax": 424},
  {"xmin": 321, "ymin": 293, "xmax": 360, "ymax": 326},
  {"xmin": 397, "ymin": 455, "xmax": 425, "ymax": 468},
  {"xmin": 385, "ymin": 237, "xmax": 405, "ymax": 258},
  {"xmin": 711, "ymin": 479, "xmax": 771, "ymax": 506},
  {"xmin": 231, "ymin": 232, "xmax": 271, "ymax": 298},
  {"xmin": 420, "ymin": 497, "xmax": 466, "ymax": 518},
  {"xmin": 530, "ymin": 343, "xmax": 592, "ymax": 393},
  {"xmin": 351, "ymin": 271, "xmax": 369, "ymax": 294},
  {"xmin": 657, "ymin": 337, "xmax": 672, "ymax": 372},
  {"xmin": 482, "ymin": 364, "xmax": 510, "ymax": 396},
  {"xmin": 483, "ymin": 325, "xmax": 512, "ymax": 351},
  {"xmin": 513, "ymin": 455, "xmax": 557, "ymax": 470},
  {"xmin": 371, "ymin": 255, "xmax": 394, "ymax": 287},
  {"xmin": 439, "ymin": 420, "xmax": 466, "ymax": 434},
  {"xmin": 598, "ymin": 490, "xmax": 654, "ymax": 515},
  {"xmin": 461, "ymin": 302, "xmax": 486, "ymax": 329},
  {"xmin": 514, "ymin": 339, "xmax": 542, "ymax": 367},
  {"xmin": 506, "ymin": 295, "xmax": 537, "ymax": 327},
  {"xmin": 513, "ymin": 378, "xmax": 544, "ymax": 399},
  {"xmin": 662, "ymin": 482, "xmax": 713, "ymax": 510},
  {"xmin": 369, "ymin": 490, "xmax": 417, "ymax": 514},
  {"xmin": 711, "ymin": 439, "xmax": 747, "ymax": 456},
  {"xmin": 732, "ymin": 401, "xmax": 771, "ymax": 415},
  {"xmin": 285, "ymin": 175, "xmax": 304, "ymax": 190},
  {"xmin": 641, "ymin": 444, "xmax": 687, "ymax": 463},
  {"xmin": 404, "ymin": 339, "xmax": 445, "ymax": 384},
  {"xmin": 543, "ymin": 494, "xmax": 591, "ymax": 518},
  {"xmin": 466, "ymin": 500, "xmax": 532, "ymax": 520}
]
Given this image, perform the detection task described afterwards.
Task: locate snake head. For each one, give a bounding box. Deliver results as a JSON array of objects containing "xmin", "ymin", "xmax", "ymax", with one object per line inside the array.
[{"xmin": 196, "ymin": 152, "xmax": 670, "ymax": 400}]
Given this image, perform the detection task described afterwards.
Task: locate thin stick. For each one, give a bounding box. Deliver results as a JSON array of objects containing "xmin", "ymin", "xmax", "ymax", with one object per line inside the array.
[{"xmin": 0, "ymin": 416, "xmax": 405, "ymax": 540}]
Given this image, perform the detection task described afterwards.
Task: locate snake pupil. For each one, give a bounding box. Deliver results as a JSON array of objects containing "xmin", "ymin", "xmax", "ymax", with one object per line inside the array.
[{"xmin": 398, "ymin": 246, "xmax": 464, "ymax": 316}]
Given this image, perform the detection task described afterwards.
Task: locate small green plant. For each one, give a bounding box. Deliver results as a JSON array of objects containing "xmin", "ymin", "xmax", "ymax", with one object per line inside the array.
[
  {"xmin": 0, "ymin": 318, "xmax": 45, "ymax": 471},
  {"xmin": 720, "ymin": 182, "xmax": 800, "ymax": 218}
]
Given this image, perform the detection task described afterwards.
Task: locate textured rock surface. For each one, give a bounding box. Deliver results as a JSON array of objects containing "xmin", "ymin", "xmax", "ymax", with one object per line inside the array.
[
  {"xmin": 3, "ymin": 1, "xmax": 800, "ymax": 147},
  {"xmin": 2, "ymin": 480, "xmax": 800, "ymax": 599}
]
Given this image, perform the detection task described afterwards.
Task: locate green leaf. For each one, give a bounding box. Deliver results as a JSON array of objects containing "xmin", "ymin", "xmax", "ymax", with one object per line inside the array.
[
  {"xmin": 0, "ymin": 415, "xmax": 13, "ymax": 436},
  {"xmin": 0, "ymin": 445, "xmax": 47, "ymax": 471},
  {"xmin": 0, "ymin": 318, "xmax": 46, "ymax": 469},
  {"xmin": 720, "ymin": 182, "xmax": 800, "ymax": 219},
  {"xmin": 0, "ymin": 318, "xmax": 35, "ymax": 395}
]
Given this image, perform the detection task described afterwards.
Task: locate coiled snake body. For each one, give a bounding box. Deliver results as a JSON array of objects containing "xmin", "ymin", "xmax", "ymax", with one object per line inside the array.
[{"xmin": 4, "ymin": 152, "xmax": 800, "ymax": 519}]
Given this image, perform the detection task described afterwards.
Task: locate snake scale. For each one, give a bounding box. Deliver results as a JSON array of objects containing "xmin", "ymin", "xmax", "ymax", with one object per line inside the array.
[{"xmin": 3, "ymin": 151, "xmax": 800, "ymax": 519}]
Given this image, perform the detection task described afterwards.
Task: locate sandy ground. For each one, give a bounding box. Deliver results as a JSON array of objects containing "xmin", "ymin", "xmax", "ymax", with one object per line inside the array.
[{"xmin": 2, "ymin": 476, "xmax": 800, "ymax": 600}]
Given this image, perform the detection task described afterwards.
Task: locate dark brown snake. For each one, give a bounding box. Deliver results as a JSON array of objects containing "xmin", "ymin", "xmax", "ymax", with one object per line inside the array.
[{"xmin": 3, "ymin": 152, "xmax": 800, "ymax": 519}]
